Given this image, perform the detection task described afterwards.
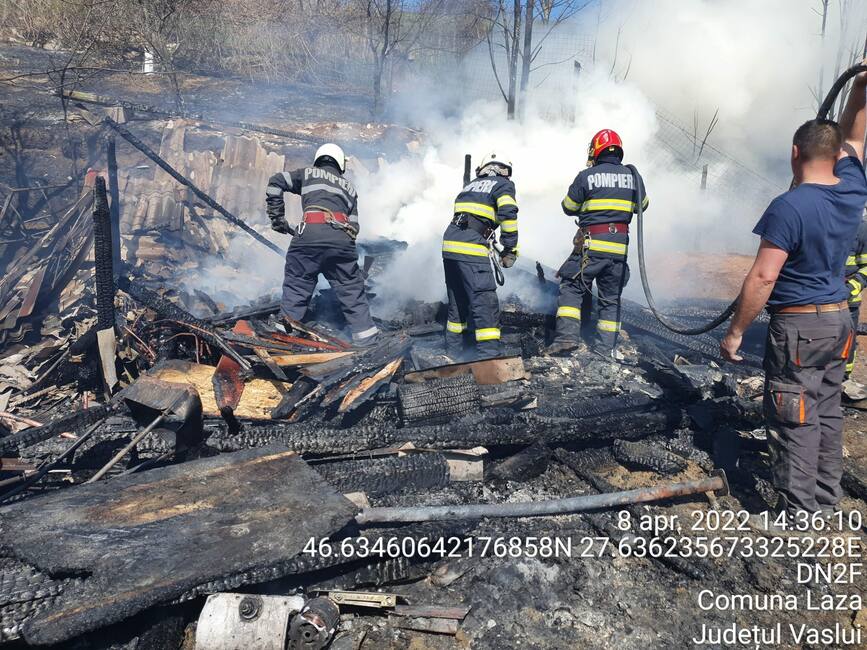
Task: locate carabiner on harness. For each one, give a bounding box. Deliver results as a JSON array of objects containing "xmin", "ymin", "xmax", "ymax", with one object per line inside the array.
[{"xmin": 487, "ymin": 232, "xmax": 506, "ymax": 287}]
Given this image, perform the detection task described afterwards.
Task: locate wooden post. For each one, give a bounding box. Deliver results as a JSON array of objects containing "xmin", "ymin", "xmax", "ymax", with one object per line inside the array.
[{"xmin": 106, "ymin": 135, "xmax": 122, "ymax": 274}]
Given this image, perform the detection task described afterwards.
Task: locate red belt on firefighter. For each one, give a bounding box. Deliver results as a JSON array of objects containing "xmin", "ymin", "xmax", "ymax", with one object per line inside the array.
[
  {"xmin": 583, "ymin": 223, "xmax": 629, "ymax": 235},
  {"xmin": 303, "ymin": 211, "xmax": 348, "ymax": 224}
]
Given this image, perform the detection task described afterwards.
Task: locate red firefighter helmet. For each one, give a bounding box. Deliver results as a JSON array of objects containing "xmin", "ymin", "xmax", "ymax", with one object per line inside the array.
[{"xmin": 588, "ymin": 129, "xmax": 623, "ymax": 160}]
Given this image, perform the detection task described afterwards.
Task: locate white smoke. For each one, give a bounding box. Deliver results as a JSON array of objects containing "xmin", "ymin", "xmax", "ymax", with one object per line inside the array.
[
  {"xmin": 596, "ymin": 0, "xmax": 867, "ymax": 170},
  {"xmin": 357, "ymin": 0, "xmax": 867, "ymax": 314},
  {"xmin": 184, "ymin": 0, "xmax": 867, "ymax": 315}
]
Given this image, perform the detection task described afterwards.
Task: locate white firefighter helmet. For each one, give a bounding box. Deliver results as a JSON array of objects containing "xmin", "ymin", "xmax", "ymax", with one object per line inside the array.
[
  {"xmin": 475, "ymin": 153, "xmax": 512, "ymax": 177},
  {"xmin": 314, "ymin": 143, "xmax": 346, "ymax": 172}
]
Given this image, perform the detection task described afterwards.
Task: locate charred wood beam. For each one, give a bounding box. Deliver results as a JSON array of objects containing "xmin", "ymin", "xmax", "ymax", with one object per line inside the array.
[
  {"xmin": 206, "ymin": 406, "xmax": 682, "ymax": 455},
  {"xmin": 397, "ymin": 374, "xmax": 481, "ymax": 427},
  {"xmin": 204, "ymin": 420, "xmax": 392, "ymax": 455},
  {"xmin": 612, "ymin": 439, "xmax": 689, "ymax": 475},
  {"xmin": 0, "ymin": 419, "xmax": 105, "ymax": 502},
  {"xmin": 302, "ymin": 335, "xmax": 411, "ymax": 389},
  {"xmin": 91, "ymin": 178, "xmax": 115, "ymax": 331},
  {"xmin": 621, "ymin": 300, "xmax": 762, "ymax": 367},
  {"xmin": 0, "ymin": 402, "xmax": 122, "ymax": 453},
  {"xmin": 105, "ymin": 136, "xmax": 122, "ymax": 275},
  {"xmin": 91, "ymin": 111, "xmax": 283, "ymax": 258},
  {"xmin": 314, "ymin": 453, "xmax": 450, "ymax": 496},
  {"xmin": 175, "ymin": 522, "xmax": 472, "ymax": 603}
]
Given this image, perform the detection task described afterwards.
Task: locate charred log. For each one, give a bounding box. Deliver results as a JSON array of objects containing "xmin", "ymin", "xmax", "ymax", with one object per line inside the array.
[
  {"xmin": 0, "ymin": 403, "xmax": 122, "ymax": 453},
  {"xmin": 397, "ymin": 374, "xmax": 481, "ymax": 426},
  {"xmin": 314, "ymin": 453, "xmax": 450, "ymax": 496},
  {"xmin": 612, "ymin": 439, "xmax": 689, "ymax": 476}
]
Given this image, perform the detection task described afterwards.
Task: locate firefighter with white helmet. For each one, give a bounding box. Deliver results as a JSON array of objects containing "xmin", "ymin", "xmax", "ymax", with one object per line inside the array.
[
  {"xmin": 265, "ymin": 143, "xmax": 379, "ymax": 345},
  {"xmin": 442, "ymin": 153, "xmax": 519, "ymax": 359}
]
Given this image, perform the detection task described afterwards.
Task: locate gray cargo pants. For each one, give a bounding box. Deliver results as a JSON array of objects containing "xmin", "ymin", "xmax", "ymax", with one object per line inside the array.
[
  {"xmin": 763, "ymin": 309, "xmax": 854, "ymax": 514},
  {"xmin": 281, "ymin": 245, "xmax": 378, "ymax": 341}
]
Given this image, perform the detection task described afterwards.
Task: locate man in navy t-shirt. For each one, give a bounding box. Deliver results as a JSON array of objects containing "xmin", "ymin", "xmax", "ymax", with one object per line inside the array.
[{"xmin": 721, "ymin": 65, "xmax": 867, "ymax": 526}]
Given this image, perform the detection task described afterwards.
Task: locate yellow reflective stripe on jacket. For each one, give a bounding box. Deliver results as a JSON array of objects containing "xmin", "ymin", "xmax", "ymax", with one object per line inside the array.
[
  {"xmin": 500, "ymin": 219, "xmax": 518, "ymax": 233},
  {"xmin": 556, "ymin": 306, "xmax": 582, "ymax": 320},
  {"xmin": 562, "ymin": 195, "xmax": 580, "ymax": 211},
  {"xmin": 858, "ymin": 254, "xmax": 867, "ymax": 264},
  {"xmin": 587, "ymin": 239, "xmax": 627, "ymax": 255},
  {"xmin": 496, "ymin": 195, "xmax": 517, "ymax": 208},
  {"xmin": 446, "ymin": 320, "xmax": 467, "ymax": 333},
  {"xmin": 454, "ymin": 202, "xmax": 496, "ymax": 220},
  {"xmin": 847, "ymin": 255, "xmax": 857, "ymax": 266},
  {"xmin": 580, "ymin": 198, "xmax": 636, "ymax": 212},
  {"xmin": 442, "ymin": 240, "xmax": 490, "ymax": 257},
  {"xmin": 850, "ymin": 293, "xmax": 863, "ymax": 304},
  {"xmin": 475, "ymin": 327, "xmax": 501, "ymax": 341},
  {"xmin": 597, "ymin": 320, "xmax": 621, "ymax": 332},
  {"xmin": 641, "ymin": 196, "xmax": 649, "ymax": 209}
]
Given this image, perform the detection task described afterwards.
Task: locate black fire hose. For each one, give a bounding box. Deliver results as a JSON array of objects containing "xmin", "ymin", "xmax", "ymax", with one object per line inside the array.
[{"xmin": 634, "ymin": 63, "xmax": 867, "ymax": 336}]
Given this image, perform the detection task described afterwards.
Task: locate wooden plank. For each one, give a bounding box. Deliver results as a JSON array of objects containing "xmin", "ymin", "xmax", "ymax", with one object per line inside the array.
[
  {"xmin": 338, "ymin": 357, "xmax": 403, "ymax": 413},
  {"xmin": 270, "ymin": 351, "xmax": 354, "ymax": 366},
  {"xmin": 388, "ymin": 615, "xmax": 459, "ymax": 635},
  {"xmin": 0, "ymin": 445, "xmax": 357, "ymax": 646},
  {"xmin": 403, "ymin": 356, "xmax": 527, "ymax": 386},
  {"xmin": 392, "ymin": 605, "xmax": 470, "ymax": 620},
  {"xmin": 151, "ymin": 360, "xmax": 288, "ymax": 419}
]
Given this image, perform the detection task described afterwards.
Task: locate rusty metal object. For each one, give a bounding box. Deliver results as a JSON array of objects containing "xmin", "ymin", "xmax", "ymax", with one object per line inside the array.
[
  {"xmin": 327, "ymin": 591, "xmax": 396, "ymax": 608},
  {"xmin": 213, "ymin": 321, "xmax": 250, "ymax": 415},
  {"xmin": 355, "ymin": 470, "xmax": 729, "ymax": 524},
  {"xmin": 288, "ymin": 596, "xmax": 340, "ymax": 650},
  {"xmin": 230, "ymin": 321, "xmax": 288, "ymax": 381}
]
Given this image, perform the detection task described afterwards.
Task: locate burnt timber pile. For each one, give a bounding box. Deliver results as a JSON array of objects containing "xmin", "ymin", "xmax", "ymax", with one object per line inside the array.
[{"xmin": 0, "ymin": 87, "xmax": 865, "ymax": 650}]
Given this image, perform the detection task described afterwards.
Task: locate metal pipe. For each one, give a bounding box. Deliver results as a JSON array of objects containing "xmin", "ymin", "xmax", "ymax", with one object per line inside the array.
[
  {"xmin": 0, "ymin": 418, "xmax": 106, "ymax": 502},
  {"xmin": 86, "ymin": 394, "xmax": 187, "ymax": 483},
  {"xmin": 356, "ymin": 470, "xmax": 728, "ymax": 524}
]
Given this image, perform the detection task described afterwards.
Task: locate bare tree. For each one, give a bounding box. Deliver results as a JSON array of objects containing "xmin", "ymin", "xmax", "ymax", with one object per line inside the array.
[
  {"xmin": 481, "ymin": 0, "xmax": 589, "ymax": 119},
  {"xmin": 353, "ymin": 0, "xmax": 446, "ymax": 115},
  {"xmin": 110, "ymin": 0, "xmax": 221, "ymax": 111}
]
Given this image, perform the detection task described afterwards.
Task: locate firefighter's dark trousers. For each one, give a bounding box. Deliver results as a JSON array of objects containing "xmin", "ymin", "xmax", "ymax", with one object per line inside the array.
[
  {"xmin": 443, "ymin": 258, "xmax": 500, "ymax": 358},
  {"xmin": 846, "ymin": 302, "xmax": 860, "ymax": 377},
  {"xmin": 281, "ymin": 245, "xmax": 378, "ymax": 341},
  {"xmin": 763, "ymin": 309, "xmax": 853, "ymax": 515},
  {"xmin": 554, "ymin": 251, "xmax": 629, "ymax": 349}
]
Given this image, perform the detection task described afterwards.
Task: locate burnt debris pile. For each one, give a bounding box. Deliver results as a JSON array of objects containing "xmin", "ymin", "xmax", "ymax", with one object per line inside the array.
[{"xmin": 0, "ymin": 176, "xmax": 864, "ymax": 649}]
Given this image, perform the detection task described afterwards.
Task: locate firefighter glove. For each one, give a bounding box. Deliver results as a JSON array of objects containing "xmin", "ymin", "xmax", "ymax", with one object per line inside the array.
[
  {"xmin": 271, "ymin": 217, "xmax": 293, "ymax": 235},
  {"xmin": 849, "ymin": 277, "xmax": 862, "ymax": 297},
  {"xmin": 500, "ymin": 250, "xmax": 517, "ymax": 268}
]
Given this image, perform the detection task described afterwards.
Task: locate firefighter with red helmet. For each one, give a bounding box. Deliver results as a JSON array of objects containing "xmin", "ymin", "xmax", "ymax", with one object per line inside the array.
[{"xmin": 546, "ymin": 129, "xmax": 649, "ymax": 356}]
